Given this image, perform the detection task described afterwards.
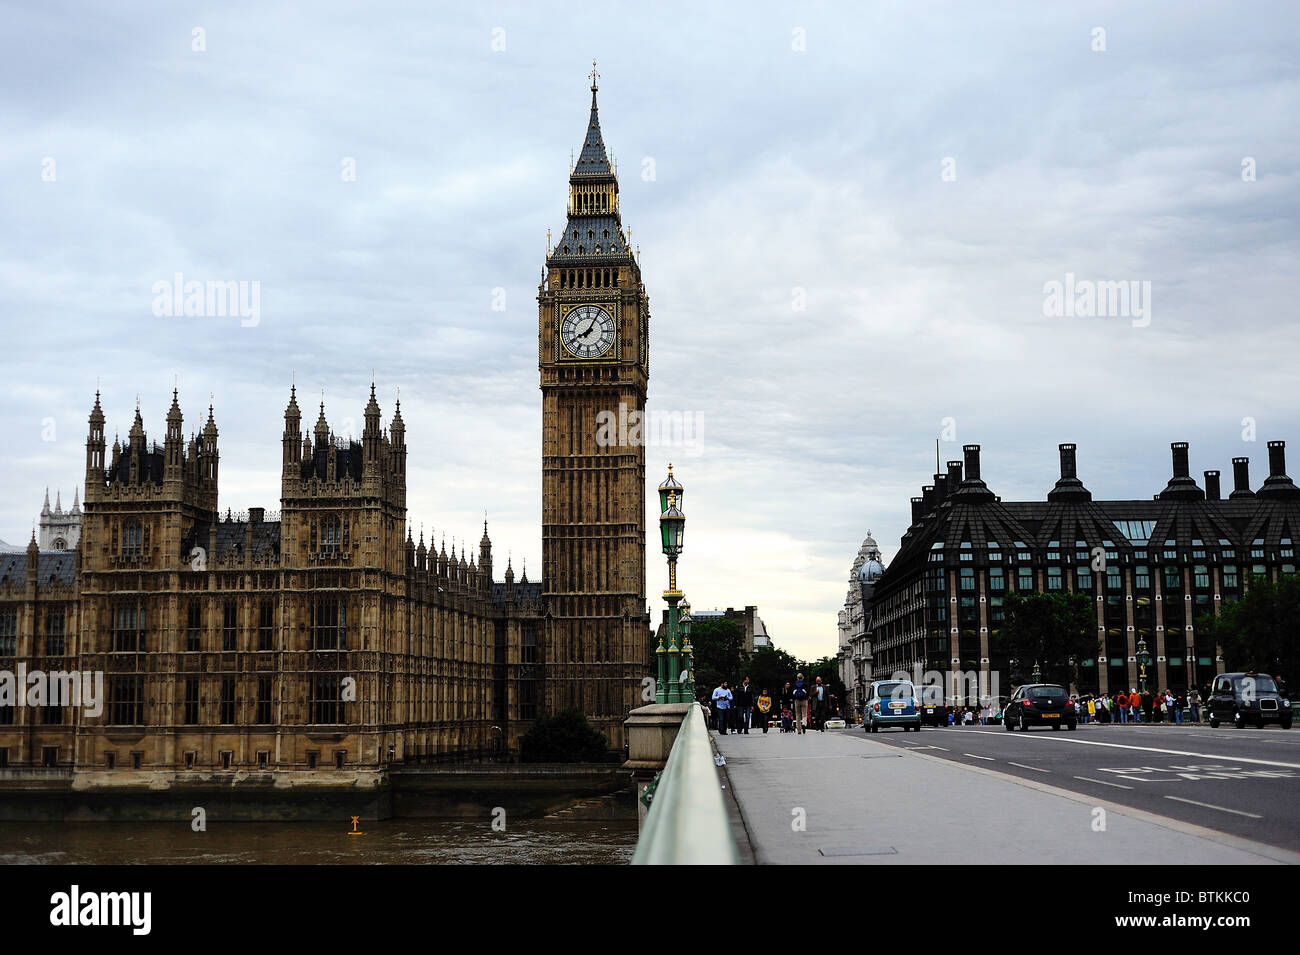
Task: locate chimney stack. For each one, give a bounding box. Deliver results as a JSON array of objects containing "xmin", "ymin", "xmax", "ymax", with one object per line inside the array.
[
  {"xmin": 1204, "ymin": 470, "xmax": 1221, "ymax": 501},
  {"xmin": 962, "ymin": 445, "xmax": 981, "ymax": 482},
  {"xmin": 1230, "ymin": 457, "xmax": 1254, "ymax": 498},
  {"xmin": 1059, "ymin": 443, "xmax": 1078, "ymax": 480},
  {"xmin": 910, "ymin": 497, "xmax": 924, "ymax": 524},
  {"xmin": 1258, "ymin": 441, "xmax": 1300, "ymax": 499},
  {"xmin": 946, "ymin": 459, "xmax": 963, "ymax": 487},
  {"xmin": 934, "ymin": 474, "xmax": 948, "ymax": 505},
  {"xmin": 1159, "ymin": 441, "xmax": 1203, "ymax": 500},
  {"xmin": 1171, "ymin": 442, "xmax": 1190, "ymax": 478},
  {"xmin": 1268, "ymin": 440, "xmax": 1287, "ymax": 478},
  {"xmin": 1048, "ymin": 442, "xmax": 1091, "ymax": 502},
  {"xmin": 922, "ymin": 485, "xmax": 936, "ymax": 513}
]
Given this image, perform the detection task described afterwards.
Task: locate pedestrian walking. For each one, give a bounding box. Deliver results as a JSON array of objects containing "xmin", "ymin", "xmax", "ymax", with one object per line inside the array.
[
  {"xmin": 736, "ymin": 676, "xmax": 755, "ymax": 734},
  {"xmin": 792, "ymin": 673, "xmax": 809, "ymax": 734},
  {"xmin": 812, "ymin": 676, "xmax": 828, "ymax": 731},
  {"xmin": 756, "ymin": 688, "xmax": 773, "ymax": 733},
  {"xmin": 712, "ymin": 680, "xmax": 733, "ymax": 735},
  {"xmin": 779, "ymin": 682, "xmax": 794, "ymax": 733}
]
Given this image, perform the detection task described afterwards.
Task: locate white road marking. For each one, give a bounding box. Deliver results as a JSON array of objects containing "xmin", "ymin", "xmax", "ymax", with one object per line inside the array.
[
  {"xmin": 1007, "ymin": 761, "xmax": 1050, "ymax": 773},
  {"xmin": 958, "ymin": 731, "xmax": 1300, "ymax": 769},
  {"xmin": 963, "ymin": 753, "xmax": 994, "ymax": 761},
  {"xmin": 1073, "ymin": 775, "xmax": 1133, "ymax": 790},
  {"xmin": 1164, "ymin": 796, "xmax": 1263, "ymax": 819},
  {"xmin": 929, "ymin": 745, "xmax": 949, "ymax": 751}
]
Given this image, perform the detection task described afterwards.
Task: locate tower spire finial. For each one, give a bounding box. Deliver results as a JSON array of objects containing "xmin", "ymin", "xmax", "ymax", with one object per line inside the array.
[{"xmin": 589, "ymin": 58, "xmax": 599, "ymax": 92}]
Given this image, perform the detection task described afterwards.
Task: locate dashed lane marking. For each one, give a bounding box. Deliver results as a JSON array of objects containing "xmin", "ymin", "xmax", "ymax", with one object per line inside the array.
[
  {"xmin": 1073, "ymin": 775, "xmax": 1133, "ymax": 790},
  {"xmin": 1164, "ymin": 796, "xmax": 1263, "ymax": 819},
  {"xmin": 1007, "ymin": 761, "xmax": 1050, "ymax": 773}
]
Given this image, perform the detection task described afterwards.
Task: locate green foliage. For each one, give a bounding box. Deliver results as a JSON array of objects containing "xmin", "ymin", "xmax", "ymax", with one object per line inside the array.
[
  {"xmin": 995, "ymin": 591, "xmax": 1100, "ymax": 688},
  {"xmin": 748, "ymin": 646, "xmax": 799, "ymax": 696},
  {"xmin": 1198, "ymin": 573, "xmax": 1300, "ymax": 682},
  {"xmin": 518, "ymin": 708, "xmax": 609, "ymax": 763},
  {"xmin": 690, "ymin": 618, "xmax": 748, "ymax": 696}
]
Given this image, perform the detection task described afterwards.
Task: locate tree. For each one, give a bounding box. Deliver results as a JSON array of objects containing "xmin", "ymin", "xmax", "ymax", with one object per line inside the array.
[
  {"xmin": 519, "ymin": 708, "xmax": 609, "ymax": 762},
  {"xmin": 995, "ymin": 592, "xmax": 1100, "ymax": 689},
  {"xmin": 1198, "ymin": 573, "xmax": 1300, "ymax": 684},
  {"xmin": 689, "ymin": 618, "xmax": 748, "ymax": 696},
  {"xmin": 748, "ymin": 646, "xmax": 799, "ymax": 697}
]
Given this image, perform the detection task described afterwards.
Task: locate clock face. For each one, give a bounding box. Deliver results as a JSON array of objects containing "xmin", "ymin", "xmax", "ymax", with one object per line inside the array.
[{"xmin": 561, "ymin": 304, "xmax": 616, "ymax": 359}]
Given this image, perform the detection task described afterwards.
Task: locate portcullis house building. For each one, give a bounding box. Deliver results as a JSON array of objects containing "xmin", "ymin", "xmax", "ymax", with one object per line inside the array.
[{"xmin": 868, "ymin": 441, "xmax": 1300, "ymax": 701}]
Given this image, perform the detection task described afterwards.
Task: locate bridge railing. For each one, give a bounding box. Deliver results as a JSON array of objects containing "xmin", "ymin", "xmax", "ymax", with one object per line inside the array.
[{"xmin": 631, "ymin": 701, "xmax": 739, "ymax": 865}]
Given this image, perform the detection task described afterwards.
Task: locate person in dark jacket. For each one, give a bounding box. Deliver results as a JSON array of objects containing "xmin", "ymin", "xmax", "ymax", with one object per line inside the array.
[{"xmin": 735, "ymin": 676, "xmax": 756, "ymax": 734}]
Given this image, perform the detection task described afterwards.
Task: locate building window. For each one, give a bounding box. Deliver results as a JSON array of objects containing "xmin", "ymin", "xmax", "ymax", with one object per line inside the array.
[
  {"xmin": 334, "ymin": 751, "xmax": 346, "ymax": 769},
  {"xmin": 1107, "ymin": 567, "xmax": 1122, "ymax": 590},
  {"xmin": 1193, "ymin": 565, "xmax": 1210, "ymax": 589},
  {"xmin": 1164, "ymin": 567, "xmax": 1181, "ymax": 590},
  {"xmin": 311, "ymin": 599, "xmax": 347, "ymax": 650},
  {"xmin": 42, "ymin": 747, "xmax": 58, "ymax": 767},
  {"xmin": 41, "ymin": 700, "xmax": 62, "ymax": 725},
  {"xmin": 219, "ymin": 677, "xmax": 236, "ymax": 724},
  {"xmin": 105, "ymin": 751, "xmax": 116, "ymax": 769},
  {"xmin": 1251, "ymin": 539, "xmax": 1265, "ymax": 559},
  {"xmin": 1223, "ymin": 565, "xmax": 1239, "ymax": 589},
  {"xmin": 112, "ymin": 601, "xmax": 145, "ymax": 653},
  {"xmin": 310, "ymin": 675, "xmax": 343, "ymax": 724},
  {"xmin": 521, "ymin": 622, "xmax": 538, "ymax": 665},
  {"xmin": 184, "ymin": 678, "xmax": 199, "ymax": 725},
  {"xmin": 121, "ymin": 521, "xmax": 142, "ymax": 558},
  {"xmin": 1281, "ymin": 538, "xmax": 1294, "ymax": 559},
  {"xmin": 220, "ymin": 751, "xmax": 232, "ymax": 769},
  {"xmin": 321, "ymin": 516, "xmax": 341, "ymax": 554},
  {"xmin": 1076, "ymin": 568, "xmax": 1092, "ymax": 591},
  {"xmin": 45, "ymin": 610, "xmax": 66, "ymax": 656},
  {"xmin": 257, "ymin": 751, "xmax": 269, "ymax": 770},
  {"xmin": 0, "ymin": 612, "xmax": 16, "ymax": 656},
  {"xmin": 307, "ymin": 751, "xmax": 319, "ymax": 770},
  {"xmin": 960, "ymin": 568, "xmax": 975, "ymax": 591},
  {"xmin": 108, "ymin": 676, "xmax": 144, "ymax": 725},
  {"xmin": 222, "ymin": 601, "xmax": 237, "ymax": 651},
  {"xmin": 1135, "ymin": 566, "xmax": 1150, "ymax": 590},
  {"xmin": 1047, "ymin": 568, "xmax": 1063, "ymax": 591},
  {"xmin": 256, "ymin": 677, "xmax": 272, "ymax": 724},
  {"xmin": 258, "ymin": 600, "xmax": 274, "ymax": 651},
  {"xmin": 988, "ymin": 567, "xmax": 1005, "ymax": 591},
  {"xmin": 184, "ymin": 751, "xmax": 196, "ymax": 770},
  {"xmin": 131, "ymin": 752, "xmax": 142, "ymax": 770},
  {"xmin": 1017, "ymin": 569, "xmax": 1034, "ymax": 592},
  {"xmin": 185, "ymin": 600, "xmax": 202, "ymax": 651}
]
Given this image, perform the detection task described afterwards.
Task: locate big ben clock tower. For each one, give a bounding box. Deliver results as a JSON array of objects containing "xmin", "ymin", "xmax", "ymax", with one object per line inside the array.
[{"xmin": 539, "ymin": 64, "xmax": 651, "ymax": 748}]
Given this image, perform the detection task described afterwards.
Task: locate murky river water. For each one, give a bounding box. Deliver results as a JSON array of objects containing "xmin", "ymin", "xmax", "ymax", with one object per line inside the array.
[{"xmin": 0, "ymin": 819, "xmax": 637, "ymax": 865}]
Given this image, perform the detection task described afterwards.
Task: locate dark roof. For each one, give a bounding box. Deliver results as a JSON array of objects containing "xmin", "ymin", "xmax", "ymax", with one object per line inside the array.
[
  {"xmin": 573, "ymin": 89, "xmax": 612, "ymax": 177},
  {"xmin": 184, "ymin": 520, "xmax": 282, "ymax": 561},
  {"xmin": 548, "ymin": 214, "xmax": 629, "ymax": 263},
  {"xmin": 491, "ymin": 581, "xmax": 544, "ymax": 604},
  {"xmin": 0, "ymin": 553, "xmax": 76, "ymax": 589}
]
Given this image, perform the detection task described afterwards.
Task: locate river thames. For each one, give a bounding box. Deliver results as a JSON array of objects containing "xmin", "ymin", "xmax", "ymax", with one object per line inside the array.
[{"xmin": 0, "ymin": 819, "xmax": 638, "ymax": 865}]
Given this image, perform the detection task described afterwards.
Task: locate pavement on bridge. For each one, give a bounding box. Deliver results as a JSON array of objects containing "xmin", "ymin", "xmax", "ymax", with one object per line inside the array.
[{"xmin": 712, "ymin": 723, "xmax": 1300, "ymax": 865}]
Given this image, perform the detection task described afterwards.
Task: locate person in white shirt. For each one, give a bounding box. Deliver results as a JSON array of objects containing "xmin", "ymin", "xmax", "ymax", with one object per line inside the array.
[{"xmin": 711, "ymin": 681, "xmax": 734, "ymax": 735}]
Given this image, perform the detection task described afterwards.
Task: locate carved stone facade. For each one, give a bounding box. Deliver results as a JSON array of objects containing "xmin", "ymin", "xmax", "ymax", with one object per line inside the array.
[{"xmin": 0, "ymin": 387, "xmax": 545, "ymax": 776}]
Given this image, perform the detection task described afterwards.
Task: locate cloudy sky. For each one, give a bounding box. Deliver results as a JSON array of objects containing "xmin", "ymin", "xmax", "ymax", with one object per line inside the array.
[{"xmin": 2, "ymin": 1, "xmax": 1297, "ymax": 661}]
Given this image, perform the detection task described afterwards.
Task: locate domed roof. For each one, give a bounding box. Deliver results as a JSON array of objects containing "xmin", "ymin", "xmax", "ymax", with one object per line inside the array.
[
  {"xmin": 858, "ymin": 557, "xmax": 884, "ymax": 581},
  {"xmin": 850, "ymin": 530, "xmax": 885, "ymax": 582}
]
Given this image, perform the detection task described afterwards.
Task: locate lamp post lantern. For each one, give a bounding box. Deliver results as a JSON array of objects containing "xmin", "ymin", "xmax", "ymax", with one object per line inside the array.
[
  {"xmin": 1031, "ymin": 661, "xmax": 1042, "ymax": 684},
  {"xmin": 657, "ymin": 465, "xmax": 685, "ymax": 704}
]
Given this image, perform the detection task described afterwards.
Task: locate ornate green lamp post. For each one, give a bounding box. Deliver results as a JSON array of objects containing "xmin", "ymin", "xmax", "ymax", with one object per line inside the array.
[
  {"xmin": 657, "ymin": 465, "xmax": 685, "ymax": 704},
  {"xmin": 679, "ymin": 599, "xmax": 694, "ymax": 702},
  {"xmin": 1137, "ymin": 636, "xmax": 1151, "ymax": 694},
  {"xmin": 1032, "ymin": 661, "xmax": 1042, "ymax": 684}
]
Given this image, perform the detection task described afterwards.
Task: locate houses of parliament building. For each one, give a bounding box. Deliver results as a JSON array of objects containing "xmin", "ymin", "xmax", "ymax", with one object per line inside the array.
[{"xmin": 0, "ymin": 72, "xmax": 653, "ymax": 780}]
